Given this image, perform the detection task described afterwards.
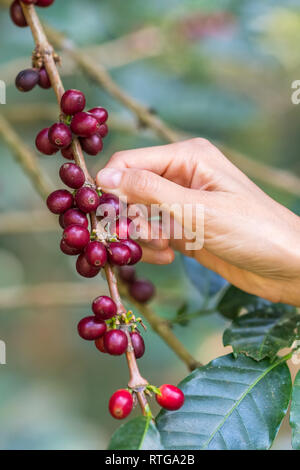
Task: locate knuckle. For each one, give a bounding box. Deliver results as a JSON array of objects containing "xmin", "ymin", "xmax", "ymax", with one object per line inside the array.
[
  {"xmin": 191, "ymin": 137, "xmax": 212, "ymax": 149},
  {"xmin": 132, "ymin": 170, "xmax": 159, "ymax": 195}
]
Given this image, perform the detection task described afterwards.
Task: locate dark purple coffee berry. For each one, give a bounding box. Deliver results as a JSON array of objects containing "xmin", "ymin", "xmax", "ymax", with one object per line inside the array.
[
  {"xmin": 98, "ymin": 193, "xmax": 121, "ymax": 219},
  {"xmin": 48, "ymin": 123, "xmax": 72, "ymax": 149},
  {"xmin": 76, "ymin": 253, "xmax": 100, "ymax": 278},
  {"xmin": 63, "ymin": 224, "xmax": 90, "ymax": 250},
  {"xmin": 104, "ymin": 329, "xmax": 128, "ymax": 356},
  {"xmin": 60, "ymin": 239, "xmax": 82, "ymax": 256},
  {"xmin": 46, "ymin": 189, "xmax": 73, "ymax": 214},
  {"xmin": 88, "ymin": 107, "xmax": 108, "ymax": 124},
  {"xmin": 118, "ymin": 266, "xmax": 136, "ymax": 284},
  {"xmin": 77, "ymin": 316, "xmax": 106, "ymax": 341},
  {"xmin": 38, "ymin": 67, "xmax": 51, "ymax": 89},
  {"xmin": 15, "ymin": 68, "xmax": 39, "ymax": 92},
  {"xmin": 129, "ymin": 279, "xmax": 155, "ymax": 303},
  {"xmin": 59, "ymin": 163, "xmax": 85, "ymax": 189},
  {"xmin": 71, "ymin": 112, "xmax": 99, "ymax": 137},
  {"xmin": 115, "ymin": 218, "xmax": 133, "ymax": 239},
  {"xmin": 107, "ymin": 242, "xmax": 131, "ymax": 266},
  {"xmin": 92, "ymin": 295, "xmax": 117, "ymax": 320},
  {"xmin": 10, "ymin": 1, "xmax": 28, "ymax": 27},
  {"xmin": 75, "ymin": 187, "xmax": 100, "ymax": 213},
  {"xmin": 61, "ymin": 89, "xmax": 86, "ymax": 116},
  {"xmin": 61, "ymin": 145, "xmax": 74, "ymax": 160},
  {"xmin": 85, "ymin": 241, "xmax": 107, "ymax": 268},
  {"xmin": 36, "ymin": 0, "xmax": 55, "ymax": 6},
  {"xmin": 62, "ymin": 208, "xmax": 88, "ymax": 229},
  {"xmin": 80, "ymin": 134, "xmax": 103, "ymax": 156},
  {"xmin": 122, "ymin": 239, "xmax": 142, "ymax": 265},
  {"xmin": 130, "ymin": 331, "xmax": 145, "ymax": 359},
  {"xmin": 36, "ymin": 128, "xmax": 59, "ymax": 155},
  {"xmin": 59, "ymin": 214, "xmax": 65, "ymax": 229},
  {"xmin": 98, "ymin": 123, "xmax": 108, "ymax": 138}
]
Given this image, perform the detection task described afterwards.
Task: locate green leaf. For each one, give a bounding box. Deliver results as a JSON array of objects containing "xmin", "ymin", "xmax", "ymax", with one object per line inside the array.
[
  {"xmin": 156, "ymin": 353, "xmax": 291, "ymax": 450},
  {"xmin": 108, "ymin": 416, "xmax": 163, "ymax": 450},
  {"xmin": 223, "ymin": 305, "xmax": 300, "ymax": 361},
  {"xmin": 290, "ymin": 370, "xmax": 300, "ymax": 449},
  {"xmin": 217, "ymin": 285, "xmax": 269, "ymax": 319}
]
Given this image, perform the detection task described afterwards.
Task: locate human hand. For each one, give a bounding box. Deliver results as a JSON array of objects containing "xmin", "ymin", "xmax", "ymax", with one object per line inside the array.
[{"xmin": 97, "ymin": 138, "xmax": 300, "ymax": 306}]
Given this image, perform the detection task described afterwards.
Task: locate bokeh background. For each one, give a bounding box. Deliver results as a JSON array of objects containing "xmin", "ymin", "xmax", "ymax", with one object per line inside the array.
[{"xmin": 0, "ymin": 0, "xmax": 299, "ymax": 450}]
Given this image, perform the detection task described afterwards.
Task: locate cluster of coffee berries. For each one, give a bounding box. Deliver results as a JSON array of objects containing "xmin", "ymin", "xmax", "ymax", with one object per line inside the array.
[
  {"xmin": 118, "ymin": 266, "xmax": 155, "ymax": 303},
  {"xmin": 10, "ymin": 0, "xmax": 55, "ymax": 28},
  {"xmin": 15, "ymin": 67, "xmax": 51, "ymax": 92},
  {"xmin": 35, "ymin": 89, "xmax": 108, "ymax": 157}
]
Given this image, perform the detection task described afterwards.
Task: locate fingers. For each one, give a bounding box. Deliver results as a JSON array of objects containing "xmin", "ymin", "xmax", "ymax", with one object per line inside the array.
[{"xmin": 141, "ymin": 245, "xmax": 175, "ymax": 265}]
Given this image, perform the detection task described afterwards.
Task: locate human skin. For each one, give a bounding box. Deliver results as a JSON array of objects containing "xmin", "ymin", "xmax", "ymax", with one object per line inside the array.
[{"xmin": 96, "ymin": 138, "xmax": 300, "ymax": 306}]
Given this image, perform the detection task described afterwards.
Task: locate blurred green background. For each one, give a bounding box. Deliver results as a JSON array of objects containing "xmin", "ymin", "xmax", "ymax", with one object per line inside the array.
[{"xmin": 0, "ymin": 0, "xmax": 299, "ymax": 450}]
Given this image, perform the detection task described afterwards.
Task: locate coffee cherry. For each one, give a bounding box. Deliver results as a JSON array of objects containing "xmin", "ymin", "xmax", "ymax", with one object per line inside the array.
[
  {"xmin": 76, "ymin": 253, "xmax": 100, "ymax": 278},
  {"xmin": 36, "ymin": 0, "xmax": 55, "ymax": 7},
  {"xmin": 60, "ymin": 239, "xmax": 82, "ymax": 256},
  {"xmin": 115, "ymin": 218, "xmax": 133, "ymax": 240},
  {"xmin": 130, "ymin": 331, "xmax": 145, "ymax": 359},
  {"xmin": 15, "ymin": 68, "xmax": 39, "ymax": 92},
  {"xmin": 36, "ymin": 128, "xmax": 58, "ymax": 155},
  {"xmin": 62, "ymin": 208, "xmax": 88, "ymax": 229},
  {"xmin": 129, "ymin": 279, "xmax": 155, "ymax": 303},
  {"xmin": 71, "ymin": 112, "xmax": 99, "ymax": 137},
  {"xmin": 61, "ymin": 145, "xmax": 74, "ymax": 160},
  {"xmin": 80, "ymin": 134, "xmax": 103, "ymax": 156},
  {"xmin": 61, "ymin": 89, "xmax": 86, "ymax": 116},
  {"xmin": 10, "ymin": 1, "xmax": 28, "ymax": 27},
  {"xmin": 118, "ymin": 266, "xmax": 136, "ymax": 284},
  {"xmin": 98, "ymin": 193, "xmax": 121, "ymax": 219},
  {"xmin": 109, "ymin": 389, "xmax": 133, "ymax": 420},
  {"xmin": 92, "ymin": 295, "xmax": 117, "ymax": 320},
  {"xmin": 48, "ymin": 123, "xmax": 72, "ymax": 149},
  {"xmin": 77, "ymin": 316, "xmax": 106, "ymax": 341},
  {"xmin": 95, "ymin": 336, "xmax": 107, "ymax": 353},
  {"xmin": 98, "ymin": 124, "xmax": 108, "ymax": 138},
  {"xmin": 75, "ymin": 187, "xmax": 100, "ymax": 213},
  {"xmin": 88, "ymin": 107, "xmax": 108, "ymax": 124},
  {"xmin": 46, "ymin": 189, "xmax": 73, "ymax": 214},
  {"xmin": 63, "ymin": 224, "xmax": 90, "ymax": 250},
  {"xmin": 104, "ymin": 329, "xmax": 128, "ymax": 356},
  {"xmin": 38, "ymin": 67, "xmax": 51, "ymax": 89},
  {"xmin": 85, "ymin": 241, "xmax": 107, "ymax": 268},
  {"xmin": 107, "ymin": 242, "xmax": 131, "ymax": 266},
  {"xmin": 156, "ymin": 384, "xmax": 185, "ymax": 411},
  {"xmin": 122, "ymin": 239, "xmax": 142, "ymax": 265},
  {"xmin": 59, "ymin": 214, "xmax": 65, "ymax": 229},
  {"xmin": 59, "ymin": 163, "xmax": 85, "ymax": 189}
]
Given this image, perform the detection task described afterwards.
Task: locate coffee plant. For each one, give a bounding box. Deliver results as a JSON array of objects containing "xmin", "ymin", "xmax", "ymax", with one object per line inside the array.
[{"xmin": 7, "ymin": 0, "xmax": 300, "ymax": 450}]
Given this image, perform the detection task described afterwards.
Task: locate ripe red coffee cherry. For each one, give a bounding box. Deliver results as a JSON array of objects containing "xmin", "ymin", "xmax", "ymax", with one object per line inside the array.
[
  {"xmin": 36, "ymin": 0, "xmax": 55, "ymax": 7},
  {"xmin": 77, "ymin": 316, "xmax": 106, "ymax": 341},
  {"xmin": 109, "ymin": 389, "xmax": 133, "ymax": 420},
  {"xmin": 61, "ymin": 145, "xmax": 74, "ymax": 160},
  {"xmin": 85, "ymin": 241, "xmax": 107, "ymax": 268},
  {"xmin": 76, "ymin": 253, "xmax": 100, "ymax": 278},
  {"xmin": 59, "ymin": 163, "xmax": 85, "ymax": 189},
  {"xmin": 10, "ymin": 1, "xmax": 28, "ymax": 27},
  {"xmin": 95, "ymin": 336, "xmax": 107, "ymax": 353},
  {"xmin": 15, "ymin": 69, "xmax": 39, "ymax": 92},
  {"xmin": 92, "ymin": 295, "xmax": 117, "ymax": 320},
  {"xmin": 98, "ymin": 124, "xmax": 108, "ymax": 138},
  {"xmin": 88, "ymin": 107, "xmax": 108, "ymax": 124},
  {"xmin": 75, "ymin": 187, "xmax": 100, "ymax": 213},
  {"xmin": 48, "ymin": 123, "xmax": 72, "ymax": 149},
  {"xmin": 107, "ymin": 242, "xmax": 131, "ymax": 266},
  {"xmin": 122, "ymin": 240, "xmax": 142, "ymax": 265},
  {"xmin": 115, "ymin": 218, "xmax": 133, "ymax": 239},
  {"xmin": 46, "ymin": 189, "xmax": 73, "ymax": 214},
  {"xmin": 118, "ymin": 266, "xmax": 136, "ymax": 283},
  {"xmin": 80, "ymin": 134, "xmax": 103, "ymax": 156},
  {"xmin": 61, "ymin": 89, "xmax": 86, "ymax": 116},
  {"xmin": 104, "ymin": 329, "xmax": 128, "ymax": 356},
  {"xmin": 71, "ymin": 112, "xmax": 99, "ymax": 137},
  {"xmin": 36, "ymin": 128, "xmax": 58, "ymax": 155},
  {"xmin": 130, "ymin": 331, "xmax": 145, "ymax": 359},
  {"xmin": 59, "ymin": 214, "xmax": 65, "ymax": 229},
  {"xmin": 38, "ymin": 67, "xmax": 51, "ymax": 89},
  {"xmin": 62, "ymin": 208, "xmax": 88, "ymax": 229},
  {"xmin": 129, "ymin": 279, "xmax": 155, "ymax": 303},
  {"xmin": 63, "ymin": 224, "xmax": 90, "ymax": 250},
  {"xmin": 156, "ymin": 384, "xmax": 185, "ymax": 411},
  {"xmin": 98, "ymin": 193, "xmax": 121, "ymax": 219},
  {"xmin": 60, "ymin": 239, "xmax": 82, "ymax": 256}
]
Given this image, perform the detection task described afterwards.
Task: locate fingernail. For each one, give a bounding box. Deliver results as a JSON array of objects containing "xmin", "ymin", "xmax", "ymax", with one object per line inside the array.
[{"xmin": 97, "ymin": 168, "xmax": 122, "ymax": 188}]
